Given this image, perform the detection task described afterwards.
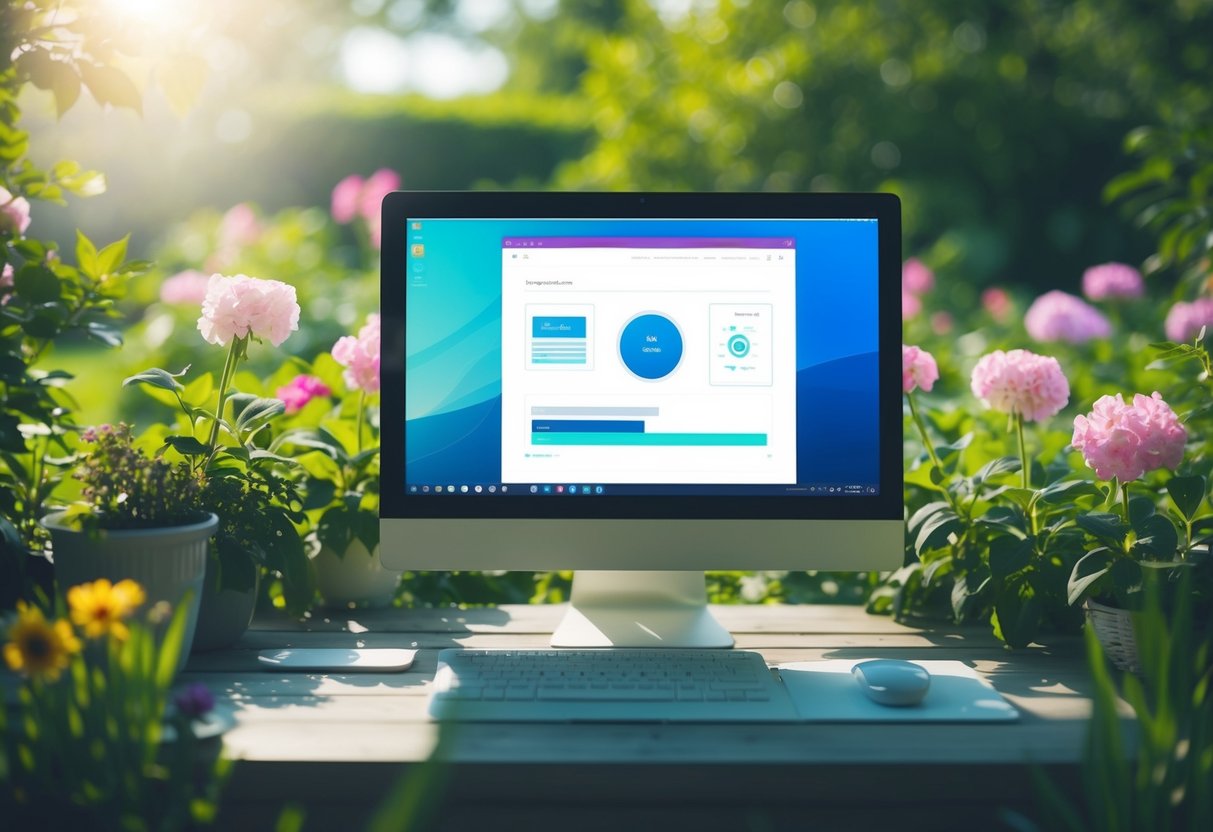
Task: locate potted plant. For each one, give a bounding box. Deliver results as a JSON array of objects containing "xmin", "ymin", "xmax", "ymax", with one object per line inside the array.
[
  {"xmin": 275, "ymin": 313, "xmax": 397, "ymax": 608},
  {"xmin": 122, "ymin": 272, "xmax": 311, "ymax": 649},
  {"xmin": 1066, "ymin": 390, "xmax": 1210, "ymax": 671},
  {"xmin": 41, "ymin": 424, "xmax": 217, "ymax": 670}
]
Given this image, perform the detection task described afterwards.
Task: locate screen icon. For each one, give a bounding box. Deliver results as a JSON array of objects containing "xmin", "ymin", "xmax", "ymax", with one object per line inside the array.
[
  {"xmin": 411, "ymin": 222, "xmax": 422, "ymax": 230},
  {"xmin": 411, "ymin": 243, "xmax": 425, "ymax": 258},
  {"xmin": 594, "ymin": 486, "xmax": 604, "ymax": 494},
  {"xmin": 542, "ymin": 485, "xmax": 552, "ymax": 494},
  {"xmin": 569, "ymin": 486, "xmax": 578, "ymax": 494},
  {"xmin": 474, "ymin": 485, "xmax": 483, "ymax": 493}
]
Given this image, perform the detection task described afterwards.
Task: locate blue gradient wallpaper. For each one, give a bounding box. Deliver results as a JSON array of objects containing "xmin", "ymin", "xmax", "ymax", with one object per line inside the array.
[{"xmin": 403, "ymin": 219, "xmax": 879, "ymax": 491}]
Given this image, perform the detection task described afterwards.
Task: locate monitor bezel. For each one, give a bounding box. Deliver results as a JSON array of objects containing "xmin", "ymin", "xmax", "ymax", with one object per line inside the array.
[{"xmin": 381, "ymin": 191, "xmax": 902, "ymax": 522}]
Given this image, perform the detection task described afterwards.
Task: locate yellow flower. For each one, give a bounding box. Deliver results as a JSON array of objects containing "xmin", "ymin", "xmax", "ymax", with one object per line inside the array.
[
  {"xmin": 3, "ymin": 601, "xmax": 81, "ymax": 681},
  {"xmin": 68, "ymin": 578, "xmax": 147, "ymax": 641}
]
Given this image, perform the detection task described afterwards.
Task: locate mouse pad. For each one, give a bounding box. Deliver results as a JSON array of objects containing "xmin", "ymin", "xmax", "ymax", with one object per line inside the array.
[{"xmin": 777, "ymin": 660, "xmax": 1019, "ymax": 722}]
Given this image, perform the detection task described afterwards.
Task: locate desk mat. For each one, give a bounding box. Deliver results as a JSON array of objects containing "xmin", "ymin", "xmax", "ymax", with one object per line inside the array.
[{"xmin": 777, "ymin": 660, "xmax": 1019, "ymax": 722}]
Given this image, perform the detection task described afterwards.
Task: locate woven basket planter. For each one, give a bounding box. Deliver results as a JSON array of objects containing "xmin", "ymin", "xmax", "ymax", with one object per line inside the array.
[{"xmin": 1084, "ymin": 598, "xmax": 1140, "ymax": 673}]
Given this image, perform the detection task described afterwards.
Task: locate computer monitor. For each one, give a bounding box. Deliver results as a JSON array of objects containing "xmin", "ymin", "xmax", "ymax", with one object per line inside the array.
[{"xmin": 380, "ymin": 192, "xmax": 903, "ymax": 648}]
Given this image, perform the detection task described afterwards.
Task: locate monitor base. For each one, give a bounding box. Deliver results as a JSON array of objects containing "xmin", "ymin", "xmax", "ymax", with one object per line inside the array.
[{"xmin": 551, "ymin": 570, "xmax": 735, "ymax": 648}]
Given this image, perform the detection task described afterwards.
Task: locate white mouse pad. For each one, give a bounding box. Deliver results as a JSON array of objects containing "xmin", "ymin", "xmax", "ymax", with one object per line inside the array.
[{"xmin": 777, "ymin": 660, "xmax": 1019, "ymax": 722}]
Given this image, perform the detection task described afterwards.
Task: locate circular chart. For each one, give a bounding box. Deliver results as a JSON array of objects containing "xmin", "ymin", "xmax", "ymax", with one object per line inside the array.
[
  {"xmin": 727, "ymin": 334, "xmax": 751, "ymax": 358},
  {"xmin": 618, "ymin": 313, "xmax": 684, "ymax": 380}
]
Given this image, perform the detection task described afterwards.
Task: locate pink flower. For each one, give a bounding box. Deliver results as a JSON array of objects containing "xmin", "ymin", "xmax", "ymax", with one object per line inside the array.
[
  {"xmin": 902, "ymin": 344, "xmax": 939, "ymax": 393},
  {"xmin": 1082, "ymin": 262, "xmax": 1143, "ymax": 301},
  {"xmin": 902, "ymin": 258, "xmax": 934, "ymax": 295},
  {"xmin": 901, "ymin": 289, "xmax": 922, "ymax": 320},
  {"xmin": 332, "ymin": 313, "xmax": 380, "ymax": 393},
  {"xmin": 331, "ymin": 175, "xmax": 363, "ymax": 224},
  {"xmin": 218, "ymin": 203, "xmax": 261, "ymax": 249},
  {"xmin": 159, "ymin": 269, "xmax": 212, "ymax": 305},
  {"xmin": 930, "ymin": 311, "xmax": 953, "ymax": 335},
  {"xmin": 0, "ymin": 262, "xmax": 12, "ymax": 300},
  {"xmin": 0, "ymin": 186, "xmax": 31, "ymax": 236},
  {"xmin": 981, "ymin": 287, "xmax": 1012, "ymax": 323},
  {"xmin": 970, "ymin": 349, "xmax": 1070, "ymax": 423},
  {"xmin": 1072, "ymin": 392, "xmax": 1186, "ymax": 482},
  {"xmin": 1024, "ymin": 290, "xmax": 1111, "ymax": 344},
  {"xmin": 276, "ymin": 374, "xmax": 332, "ymax": 414},
  {"xmin": 197, "ymin": 273, "xmax": 300, "ymax": 348},
  {"xmin": 359, "ymin": 168, "xmax": 400, "ymax": 223},
  {"xmin": 1164, "ymin": 297, "xmax": 1213, "ymax": 343}
]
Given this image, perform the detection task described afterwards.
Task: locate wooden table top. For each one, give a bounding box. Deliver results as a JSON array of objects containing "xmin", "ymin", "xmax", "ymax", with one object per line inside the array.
[{"xmin": 175, "ymin": 603, "xmax": 1111, "ymax": 830}]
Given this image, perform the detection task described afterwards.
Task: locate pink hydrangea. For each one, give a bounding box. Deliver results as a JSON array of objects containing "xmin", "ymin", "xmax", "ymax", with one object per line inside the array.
[
  {"xmin": 218, "ymin": 203, "xmax": 261, "ymax": 249},
  {"xmin": 159, "ymin": 269, "xmax": 212, "ymax": 305},
  {"xmin": 197, "ymin": 273, "xmax": 300, "ymax": 348},
  {"xmin": 902, "ymin": 289, "xmax": 922, "ymax": 320},
  {"xmin": 359, "ymin": 169, "xmax": 400, "ymax": 222},
  {"xmin": 970, "ymin": 349, "xmax": 1070, "ymax": 423},
  {"xmin": 0, "ymin": 186, "xmax": 31, "ymax": 236},
  {"xmin": 902, "ymin": 344, "xmax": 939, "ymax": 393},
  {"xmin": 1024, "ymin": 290, "xmax": 1111, "ymax": 344},
  {"xmin": 332, "ymin": 313, "xmax": 380, "ymax": 393},
  {"xmin": 902, "ymin": 258, "xmax": 934, "ymax": 295},
  {"xmin": 982, "ymin": 287, "xmax": 1012, "ymax": 323},
  {"xmin": 1082, "ymin": 262, "xmax": 1143, "ymax": 301},
  {"xmin": 276, "ymin": 374, "xmax": 332, "ymax": 414},
  {"xmin": 1164, "ymin": 297, "xmax": 1213, "ymax": 343},
  {"xmin": 331, "ymin": 175, "xmax": 363, "ymax": 224},
  {"xmin": 1072, "ymin": 392, "xmax": 1186, "ymax": 482}
]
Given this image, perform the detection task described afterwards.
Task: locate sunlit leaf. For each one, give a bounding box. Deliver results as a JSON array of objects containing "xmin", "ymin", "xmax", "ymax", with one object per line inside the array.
[
  {"xmin": 78, "ymin": 63, "xmax": 142, "ymax": 114},
  {"xmin": 155, "ymin": 52, "xmax": 208, "ymax": 118}
]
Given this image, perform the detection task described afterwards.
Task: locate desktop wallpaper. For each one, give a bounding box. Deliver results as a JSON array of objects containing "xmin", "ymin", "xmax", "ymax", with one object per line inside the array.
[{"xmin": 404, "ymin": 219, "xmax": 880, "ymax": 491}]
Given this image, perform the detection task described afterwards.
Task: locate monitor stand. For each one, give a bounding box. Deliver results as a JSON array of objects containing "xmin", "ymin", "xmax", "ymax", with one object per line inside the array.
[{"xmin": 550, "ymin": 570, "xmax": 734, "ymax": 648}]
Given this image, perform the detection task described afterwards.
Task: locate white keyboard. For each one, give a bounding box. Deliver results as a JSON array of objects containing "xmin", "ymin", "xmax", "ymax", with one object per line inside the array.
[{"xmin": 428, "ymin": 648, "xmax": 800, "ymax": 722}]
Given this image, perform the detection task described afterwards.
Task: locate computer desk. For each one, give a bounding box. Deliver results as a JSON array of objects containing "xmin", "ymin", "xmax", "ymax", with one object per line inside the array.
[{"xmin": 184, "ymin": 603, "xmax": 1115, "ymax": 832}]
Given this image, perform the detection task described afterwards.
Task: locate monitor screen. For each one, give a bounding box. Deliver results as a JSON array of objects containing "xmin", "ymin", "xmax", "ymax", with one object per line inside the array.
[{"xmin": 380, "ymin": 192, "xmax": 902, "ymax": 583}]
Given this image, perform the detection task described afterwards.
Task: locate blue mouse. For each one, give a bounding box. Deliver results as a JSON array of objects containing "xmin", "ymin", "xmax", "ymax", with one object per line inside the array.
[{"xmin": 852, "ymin": 659, "xmax": 931, "ymax": 706}]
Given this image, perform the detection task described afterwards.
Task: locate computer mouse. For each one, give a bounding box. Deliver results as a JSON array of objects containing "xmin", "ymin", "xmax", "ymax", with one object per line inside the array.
[{"xmin": 852, "ymin": 659, "xmax": 930, "ymax": 706}]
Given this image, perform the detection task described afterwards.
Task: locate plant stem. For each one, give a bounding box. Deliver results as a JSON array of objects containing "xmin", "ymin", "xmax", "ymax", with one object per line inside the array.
[
  {"xmin": 205, "ymin": 337, "xmax": 243, "ymax": 467},
  {"xmin": 356, "ymin": 389, "xmax": 366, "ymax": 456},
  {"xmin": 1015, "ymin": 412, "xmax": 1030, "ymax": 490},
  {"xmin": 907, "ymin": 392, "xmax": 944, "ymax": 472}
]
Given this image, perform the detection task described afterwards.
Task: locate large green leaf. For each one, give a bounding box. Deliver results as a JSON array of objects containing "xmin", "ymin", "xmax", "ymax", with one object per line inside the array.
[
  {"xmin": 78, "ymin": 62, "xmax": 142, "ymax": 113},
  {"xmin": 988, "ymin": 536, "xmax": 1033, "ymax": 579},
  {"xmin": 123, "ymin": 366, "xmax": 187, "ymax": 393},
  {"xmin": 1131, "ymin": 514, "xmax": 1179, "ymax": 560},
  {"xmin": 14, "ymin": 264, "xmax": 60, "ymax": 304},
  {"xmin": 1076, "ymin": 512, "xmax": 1128, "ymax": 546},
  {"xmin": 1067, "ymin": 548, "xmax": 1112, "ymax": 605},
  {"xmin": 1167, "ymin": 475, "xmax": 1206, "ymax": 521}
]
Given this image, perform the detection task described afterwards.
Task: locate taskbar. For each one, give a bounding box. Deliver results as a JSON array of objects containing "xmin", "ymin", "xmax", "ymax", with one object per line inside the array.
[{"xmin": 405, "ymin": 483, "xmax": 879, "ymax": 496}]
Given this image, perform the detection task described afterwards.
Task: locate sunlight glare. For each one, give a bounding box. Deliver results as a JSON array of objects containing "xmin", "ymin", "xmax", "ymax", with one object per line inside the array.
[{"xmin": 104, "ymin": 0, "xmax": 193, "ymax": 26}]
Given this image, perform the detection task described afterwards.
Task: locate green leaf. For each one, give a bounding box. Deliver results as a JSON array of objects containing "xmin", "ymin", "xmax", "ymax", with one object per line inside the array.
[
  {"xmin": 1076, "ymin": 512, "xmax": 1128, "ymax": 545},
  {"xmin": 16, "ymin": 50, "xmax": 81, "ymax": 118},
  {"xmin": 973, "ymin": 455, "xmax": 1020, "ymax": 485},
  {"xmin": 914, "ymin": 508, "xmax": 961, "ymax": 556},
  {"xmin": 1131, "ymin": 514, "xmax": 1179, "ymax": 560},
  {"xmin": 1127, "ymin": 495, "xmax": 1155, "ymax": 528},
  {"xmin": 234, "ymin": 397, "xmax": 286, "ymax": 436},
  {"xmin": 1068, "ymin": 548, "xmax": 1113, "ymax": 605},
  {"xmin": 13, "ymin": 264, "xmax": 60, "ymax": 303},
  {"xmin": 84, "ymin": 321, "xmax": 122, "ymax": 347},
  {"xmin": 951, "ymin": 573, "xmax": 989, "ymax": 621},
  {"xmin": 154, "ymin": 589, "xmax": 192, "ymax": 688},
  {"xmin": 96, "ymin": 234, "xmax": 129, "ymax": 276},
  {"xmin": 302, "ymin": 478, "xmax": 337, "ymax": 511},
  {"xmin": 318, "ymin": 505, "xmax": 354, "ymax": 558},
  {"xmin": 75, "ymin": 230, "xmax": 99, "ymax": 278},
  {"xmin": 248, "ymin": 449, "xmax": 297, "ymax": 467},
  {"xmin": 123, "ymin": 366, "xmax": 187, "ymax": 393},
  {"xmin": 78, "ymin": 63, "xmax": 142, "ymax": 114},
  {"xmin": 162, "ymin": 435, "xmax": 209, "ymax": 456},
  {"xmin": 1038, "ymin": 480, "xmax": 1102, "ymax": 505},
  {"xmin": 155, "ymin": 52, "xmax": 208, "ymax": 118},
  {"xmin": 907, "ymin": 500, "xmax": 950, "ymax": 534},
  {"xmin": 1167, "ymin": 475, "xmax": 1206, "ymax": 521},
  {"xmin": 988, "ymin": 536, "xmax": 1033, "ymax": 579},
  {"xmin": 992, "ymin": 580, "xmax": 1040, "ymax": 648},
  {"xmin": 1109, "ymin": 557, "xmax": 1142, "ymax": 595}
]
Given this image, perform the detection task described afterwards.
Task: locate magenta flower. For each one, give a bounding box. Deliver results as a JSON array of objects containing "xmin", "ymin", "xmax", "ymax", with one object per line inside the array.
[
  {"xmin": 902, "ymin": 289, "xmax": 922, "ymax": 320},
  {"xmin": 1082, "ymin": 262, "xmax": 1143, "ymax": 301},
  {"xmin": 159, "ymin": 269, "xmax": 212, "ymax": 305},
  {"xmin": 902, "ymin": 345, "xmax": 939, "ymax": 394},
  {"xmin": 197, "ymin": 273, "xmax": 300, "ymax": 348},
  {"xmin": 331, "ymin": 175, "xmax": 363, "ymax": 224},
  {"xmin": 1164, "ymin": 297, "xmax": 1213, "ymax": 343},
  {"xmin": 902, "ymin": 258, "xmax": 934, "ymax": 296},
  {"xmin": 981, "ymin": 287, "xmax": 1012, "ymax": 323},
  {"xmin": 332, "ymin": 313, "xmax": 381, "ymax": 394},
  {"xmin": 276, "ymin": 374, "xmax": 332, "ymax": 414},
  {"xmin": 173, "ymin": 682, "xmax": 216, "ymax": 719},
  {"xmin": 971, "ymin": 349, "xmax": 1069, "ymax": 423},
  {"xmin": 0, "ymin": 186, "xmax": 31, "ymax": 236},
  {"xmin": 1072, "ymin": 392, "xmax": 1186, "ymax": 482},
  {"xmin": 1024, "ymin": 290, "xmax": 1111, "ymax": 344},
  {"xmin": 218, "ymin": 203, "xmax": 262, "ymax": 250}
]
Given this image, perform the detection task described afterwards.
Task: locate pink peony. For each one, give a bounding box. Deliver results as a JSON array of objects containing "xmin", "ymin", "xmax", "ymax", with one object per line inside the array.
[
  {"xmin": 970, "ymin": 349, "xmax": 1070, "ymax": 423},
  {"xmin": 1164, "ymin": 297, "xmax": 1213, "ymax": 343},
  {"xmin": 359, "ymin": 168, "xmax": 400, "ymax": 222},
  {"xmin": 902, "ymin": 344, "xmax": 939, "ymax": 393},
  {"xmin": 1082, "ymin": 262, "xmax": 1143, "ymax": 301},
  {"xmin": 159, "ymin": 269, "xmax": 212, "ymax": 305},
  {"xmin": 331, "ymin": 175, "xmax": 363, "ymax": 224},
  {"xmin": 276, "ymin": 374, "xmax": 332, "ymax": 414},
  {"xmin": 902, "ymin": 258, "xmax": 934, "ymax": 296},
  {"xmin": 332, "ymin": 313, "xmax": 381, "ymax": 393},
  {"xmin": 1024, "ymin": 290, "xmax": 1111, "ymax": 344},
  {"xmin": 1072, "ymin": 392, "xmax": 1186, "ymax": 482},
  {"xmin": 218, "ymin": 203, "xmax": 262, "ymax": 249},
  {"xmin": 197, "ymin": 273, "xmax": 300, "ymax": 348},
  {"xmin": 901, "ymin": 289, "xmax": 922, "ymax": 320},
  {"xmin": 982, "ymin": 287, "xmax": 1012, "ymax": 323},
  {"xmin": 0, "ymin": 186, "xmax": 31, "ymax": 236}
]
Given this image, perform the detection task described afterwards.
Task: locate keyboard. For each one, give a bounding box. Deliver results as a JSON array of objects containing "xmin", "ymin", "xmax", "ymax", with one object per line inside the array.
[{"xmin": 428, "ymin": 648, "xmax": 800, "ymax": 722}]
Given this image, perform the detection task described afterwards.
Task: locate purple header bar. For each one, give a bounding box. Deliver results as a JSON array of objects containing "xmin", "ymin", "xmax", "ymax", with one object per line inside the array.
[{"xmin": 502, "ymin": 236, "xmax": 795, "ymax": 249}]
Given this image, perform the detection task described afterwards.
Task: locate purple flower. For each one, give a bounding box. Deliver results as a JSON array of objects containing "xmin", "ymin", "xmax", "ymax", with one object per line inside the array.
[
  {"xmin": 276, "ymin": 374, "xmax": 332, "ymax": 414},
  {"xmin": 1164, "ymin": 297, "xmax": 1213, "ymax": 343},
  {"xmin": 1082, "ymin": 262, "xmax": 1143, "ymax": 301},
  {"xmin": 173, "ymin": 682, "xmax": 215, "ymax": 719},
  {"xmin": 1024, "ymin": 290, "xmax": 1111, "ymax": 344}
]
